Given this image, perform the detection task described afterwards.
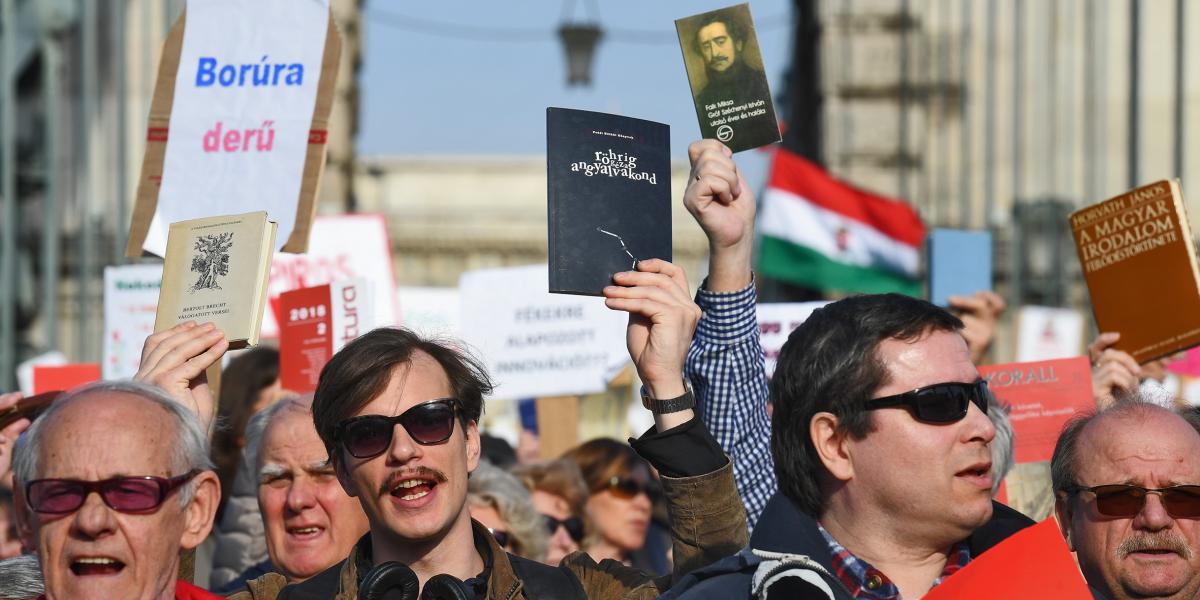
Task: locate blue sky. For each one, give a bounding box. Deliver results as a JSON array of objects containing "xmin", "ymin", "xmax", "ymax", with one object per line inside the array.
[{"xmin": 357, "ymin": 1, "xmax": 794, "ymax": 187}]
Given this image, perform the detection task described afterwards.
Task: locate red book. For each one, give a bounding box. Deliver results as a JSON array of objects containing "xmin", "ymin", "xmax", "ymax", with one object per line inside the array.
[
  {"xmin": 924, "ymin": 519, "xmax": 1090, "ymax": 599},
  {"xmin": 278, "ymin": 278, "xmax": 372, "ymax": 392},
  {"xmin": 978, "ymin": 357, "xmax": 1093, "ymax": 518},
  {"xmin": 32, "ymin": 364, "xmax": 101, "ymax": 395},
  {"xmin": 979, "ymin": 357, "xmax": 1093, "ymax": 463}
]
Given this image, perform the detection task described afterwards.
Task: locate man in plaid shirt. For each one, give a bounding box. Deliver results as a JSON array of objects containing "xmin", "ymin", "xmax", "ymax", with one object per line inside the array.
[{"xmin": 674, "ymin": 141, "xmax": 1033, "ymax": 599}]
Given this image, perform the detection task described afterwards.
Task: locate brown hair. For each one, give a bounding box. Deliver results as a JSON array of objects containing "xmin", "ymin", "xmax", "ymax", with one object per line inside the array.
[
  {"xmin": 561, "ymin": 438, "xmax": 649, "ymax": 494},
  {"xmin": 312, "ymin": 327, "xmax": 491, "ymax": 463},
  {"xmin": 510, "ymin": 458, "xmax": 588, "ymax": 518}
]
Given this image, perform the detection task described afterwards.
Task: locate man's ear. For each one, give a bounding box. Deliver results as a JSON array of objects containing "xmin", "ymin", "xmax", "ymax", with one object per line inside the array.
[
  {"xmin": 465, "ymin": 420, "xmax": 481, "ymax": 474},
  {"xmin": 13, "ymin": 484, "xmax": 36, "ymax": 552},
  {"xmin": 1054, "ymin": 493, "xmax": 1075, "ymax": 552},
  {"xmin": 180, "ymin": 471, "xmax": 220, "ymax": 551},
  {"xmin": 810, "ymin": 412, "xmax": 854, "ymax": 483}
]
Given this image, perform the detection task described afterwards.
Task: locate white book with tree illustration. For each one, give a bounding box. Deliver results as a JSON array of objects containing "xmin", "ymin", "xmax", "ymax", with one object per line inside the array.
[{"xmin": 154, "ymin": 211, "xmax": 278, "ymax": 348}]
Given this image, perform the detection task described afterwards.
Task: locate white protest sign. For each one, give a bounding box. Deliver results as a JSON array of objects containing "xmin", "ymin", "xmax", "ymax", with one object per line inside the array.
[
  {"xmin": 144, "ymin": 0, "xmax": 330, "ymax": 256},
  {"xmin": 1016, "ymin": 306, "xmax": 1086, "ymax": 362},
  {"xmin": 459, "ymin": 264, "xmax": 628, "ymax": 400},
  {"xmin": 103, "ymin": 264, "xmax": 165, "ymax": 380},
  {"xmin": 757, "ymin": 302, "xmax": 829, "ymax": 377},
  {"xmin": 263, "ymin": 213, "xmax": 399, "ymax": 339},
  {"xmin": 398, "ymin": 287, "xmax": 461, "ymax": 338}
]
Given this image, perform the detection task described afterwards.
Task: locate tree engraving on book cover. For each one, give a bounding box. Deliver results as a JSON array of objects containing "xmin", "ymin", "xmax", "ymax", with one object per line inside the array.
[
  {"xmin": 547, "ymin": 108, "xmax": 671, "ymax": 296},
  {"xmin": 675, "ymin": 3, "xmax": 781, "ymax": 153},
  {"xmin": 189, "ymin": 232, "xmax": 234, "ymax": 293}
]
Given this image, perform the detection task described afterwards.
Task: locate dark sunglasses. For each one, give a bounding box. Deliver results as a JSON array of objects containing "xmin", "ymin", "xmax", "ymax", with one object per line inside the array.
[
  {"xmin": 25, "ymin": 470, "xmax": 202, "ymax": 515},
  {"xmin": 488, "ymin": 527, "xmax": 511, "ymax": 549},
  {"xmin": 1066, "ymin": 484, "xmax": 1200, "ymax": 519},
  {"xmin": 543, "ymin": 514, "xmax": 585, "ymax": 543},
  {"xmin": 598, "ymin": 476, "xmax": 661, "ymax": 502},
  {"xmin": 865, "ymin": 380, "xmax": 989, "ymax": 423},
  {"xmin": 335, "ymin": 399, "xmax": 461, "ymax": 460}
]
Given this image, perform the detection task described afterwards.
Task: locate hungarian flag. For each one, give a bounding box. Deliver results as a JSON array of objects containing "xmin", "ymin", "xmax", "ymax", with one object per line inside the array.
[{"xmin": 758, "ymin": 147, "xmax": 925, "ymax": 295}]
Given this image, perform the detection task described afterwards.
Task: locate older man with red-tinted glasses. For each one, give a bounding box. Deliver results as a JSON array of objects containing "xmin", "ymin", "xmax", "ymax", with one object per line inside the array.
[
  {"xmin": 10, "ymin": 380, "xmax": 222, "ymax": 600},
  {"xmin": 1053, "ymin": 396, "xmax": 1200, "ymax": 600}
]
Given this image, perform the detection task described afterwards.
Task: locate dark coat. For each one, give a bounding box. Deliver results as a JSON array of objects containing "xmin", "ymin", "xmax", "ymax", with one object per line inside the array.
[{"xmin": 227, "ymin": 460, "xmax": 749, "ymax": 599}]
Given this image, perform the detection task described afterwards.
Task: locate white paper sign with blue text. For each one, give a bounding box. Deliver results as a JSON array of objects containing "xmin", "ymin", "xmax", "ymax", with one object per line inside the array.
[{"xmin": 145, "ymin": 0, "xmax": 330, "ymax": 256}]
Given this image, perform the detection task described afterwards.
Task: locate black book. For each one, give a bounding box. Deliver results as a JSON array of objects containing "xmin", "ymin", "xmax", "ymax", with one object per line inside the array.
[{"xmin": 547, "ymin": 108, "xmax": 672, "ymax": 296}]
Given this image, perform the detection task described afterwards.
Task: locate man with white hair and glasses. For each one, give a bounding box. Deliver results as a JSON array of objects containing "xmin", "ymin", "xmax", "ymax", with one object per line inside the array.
[{"xmin": 11, "ymin": 380, "xmax": 222, "ymax": 600}]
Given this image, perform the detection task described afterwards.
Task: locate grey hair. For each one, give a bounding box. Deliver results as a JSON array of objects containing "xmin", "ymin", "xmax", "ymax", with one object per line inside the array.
[
  {"xmin": 468, "ymin": 461, "xmax": 549, "ymax": 562},
  {"xmin": 244, "ymin": 395, "xmax": 311, "ymax": 474},
  {"xmin": 12, "ymin": 380, "xmax": 215, "ymax": 505},
  {"xmin": 0, "ymin": 554, "xmax": 44, "ymax": 599},
  {"xmin": 1051, "ymin": 392, "xmax": 1200, "ymax": 495},
  {"xmin": 987, "ymin": 395, "xmax": 1015, "ymax": 496}
]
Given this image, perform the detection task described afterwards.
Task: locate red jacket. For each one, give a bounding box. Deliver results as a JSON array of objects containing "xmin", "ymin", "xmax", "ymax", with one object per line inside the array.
[{"xmin": 176, "ymin": 579, "xmax": 223, "ymax": 599}]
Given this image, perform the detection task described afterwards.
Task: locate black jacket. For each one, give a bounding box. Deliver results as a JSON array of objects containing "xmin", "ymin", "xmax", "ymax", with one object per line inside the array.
[{"xmin": 663, "ymin": 493, "xmax": 1036, "ymax": 599}]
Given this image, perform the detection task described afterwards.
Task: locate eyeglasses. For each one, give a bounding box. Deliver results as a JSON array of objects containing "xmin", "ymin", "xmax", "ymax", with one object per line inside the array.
[
  {"xmin": 335, "ymin": 399, "xmax": 461, "ymax": 460},
  {"xmin": 597, "ymin": 476, "xmax": 661, "ymax": 502},
  {"xmin": 543, "ymin": 514, "xmax": 585, "ymax": 543},
  {"xmin": 865, "ymin": 380, "xmax": 990, "ymax": 423},
  {"xmin": 25, "ymin": 470, "xmax": 202, "ymax": 515},
  {"xmin": 1065, "ymin": 484, "xmax": 1200, "ymax": 519},
  {"xmin": 487, "ymin": 527, "xmax": 511, "ymax": 549}
]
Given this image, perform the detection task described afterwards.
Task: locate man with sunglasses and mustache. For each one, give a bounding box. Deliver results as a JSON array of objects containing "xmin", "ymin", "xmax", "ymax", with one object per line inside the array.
[
  {"xmin": 666, "ymin": 141, "xmax": 1034, "ymax": 599},
  {"xmin": 10, "ymin": 380, "xmax": 223, "ymax": 600},
  {"xmin": 276, "ymin": 258, "xmax": 747, "ymax": 598},
  {"xmin": 1053, "ymin": 397, "xmax": 1200, "ymax": 600}
]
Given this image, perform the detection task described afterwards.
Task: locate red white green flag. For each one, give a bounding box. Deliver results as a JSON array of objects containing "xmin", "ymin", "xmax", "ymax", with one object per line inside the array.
[{"xmin": 758, "ymin": 147, "xmax": 925, "ymax": 295}]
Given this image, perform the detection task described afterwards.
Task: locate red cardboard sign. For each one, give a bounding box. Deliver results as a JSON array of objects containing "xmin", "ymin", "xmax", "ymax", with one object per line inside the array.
[
  {"xmin": 923, "ymin": 519, "xmax": 1090, "ymax": 599},
  {"xmin": 979, "ymin": 356, "xmax": 1093, "ymax": 463},
  {"xmin": 32, "ymin": 364, "xmax": 102, "ymax": 395}
]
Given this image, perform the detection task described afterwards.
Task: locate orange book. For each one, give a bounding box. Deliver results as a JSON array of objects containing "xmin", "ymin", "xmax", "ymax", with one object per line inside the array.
[
  {"xmin": 1070, "ymin": 180, "xmax": 1200, "ymax": 363},
  {"xmin": 923, "ymin": 519, "xmax": 1090, "ymax": 600}
]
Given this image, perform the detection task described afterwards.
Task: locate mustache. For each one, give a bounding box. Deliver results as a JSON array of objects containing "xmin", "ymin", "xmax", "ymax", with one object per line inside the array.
[
  {"xmin": 379, "ymin": 467, "xmax": 448, "ymax": 496},
  {"xmin": 1117, "ymin": 531, "xmax": 1194, "ymax": 559}
]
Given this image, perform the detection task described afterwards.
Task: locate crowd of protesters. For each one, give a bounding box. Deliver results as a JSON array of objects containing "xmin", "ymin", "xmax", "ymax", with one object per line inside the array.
[{"xmin": 0, "ymin": 140, "xmax": 1197, "ymax": 599}]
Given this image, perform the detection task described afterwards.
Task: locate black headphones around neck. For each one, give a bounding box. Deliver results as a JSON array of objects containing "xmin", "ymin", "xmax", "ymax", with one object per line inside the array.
[{"xmin": 358, "ymin": 562, "xmax": 475, "ymax": 600}]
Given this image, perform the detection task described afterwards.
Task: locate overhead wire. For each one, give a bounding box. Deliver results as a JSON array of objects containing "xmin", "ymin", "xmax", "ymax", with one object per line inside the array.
[{"xmin": 366, "ymin": 8, "xmax": 793, "ymax": 45}]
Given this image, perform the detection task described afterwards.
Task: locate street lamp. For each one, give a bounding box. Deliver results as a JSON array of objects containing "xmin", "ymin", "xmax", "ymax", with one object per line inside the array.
[{"xmin": 558, "ymin": 23, "xmax": 602, "ymax": 86}]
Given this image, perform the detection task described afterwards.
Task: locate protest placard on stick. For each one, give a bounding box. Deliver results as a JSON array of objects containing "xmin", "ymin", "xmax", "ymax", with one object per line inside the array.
[{"xmin": 127, "ymin": 0, "xmax": 342, "ymax": 257}]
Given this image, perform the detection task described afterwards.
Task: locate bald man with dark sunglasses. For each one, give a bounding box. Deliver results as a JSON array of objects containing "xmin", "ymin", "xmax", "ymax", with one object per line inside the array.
[{"xmin": 1053, "ymin": 396, "xmax": 1200, "ymax": 600}]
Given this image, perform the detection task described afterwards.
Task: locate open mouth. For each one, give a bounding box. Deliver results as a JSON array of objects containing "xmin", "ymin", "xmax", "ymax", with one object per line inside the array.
[
  {"xmin": 286, "ymin": 525, "xmax": 325, "ymax": 540},
  {"xmin": 955, "ymin": 463, "xmax": 993, "ymax": 488},
  {"xmin": 70, "ymin": 557, "xmax": 125, "ymax": 576},
  {"xmin": 391, "ymin": 477, "xmax": 438, "ymax": 501}
]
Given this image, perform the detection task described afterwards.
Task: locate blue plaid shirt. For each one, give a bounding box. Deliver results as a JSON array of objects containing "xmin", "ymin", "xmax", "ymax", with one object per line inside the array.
[
  {"xmin": 819, "ymin": 524, "xmax": 972, "ymax": 599},
  {"xmin": 685, "ymin": 279, "xmax": 776, "ymax": 530}
]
